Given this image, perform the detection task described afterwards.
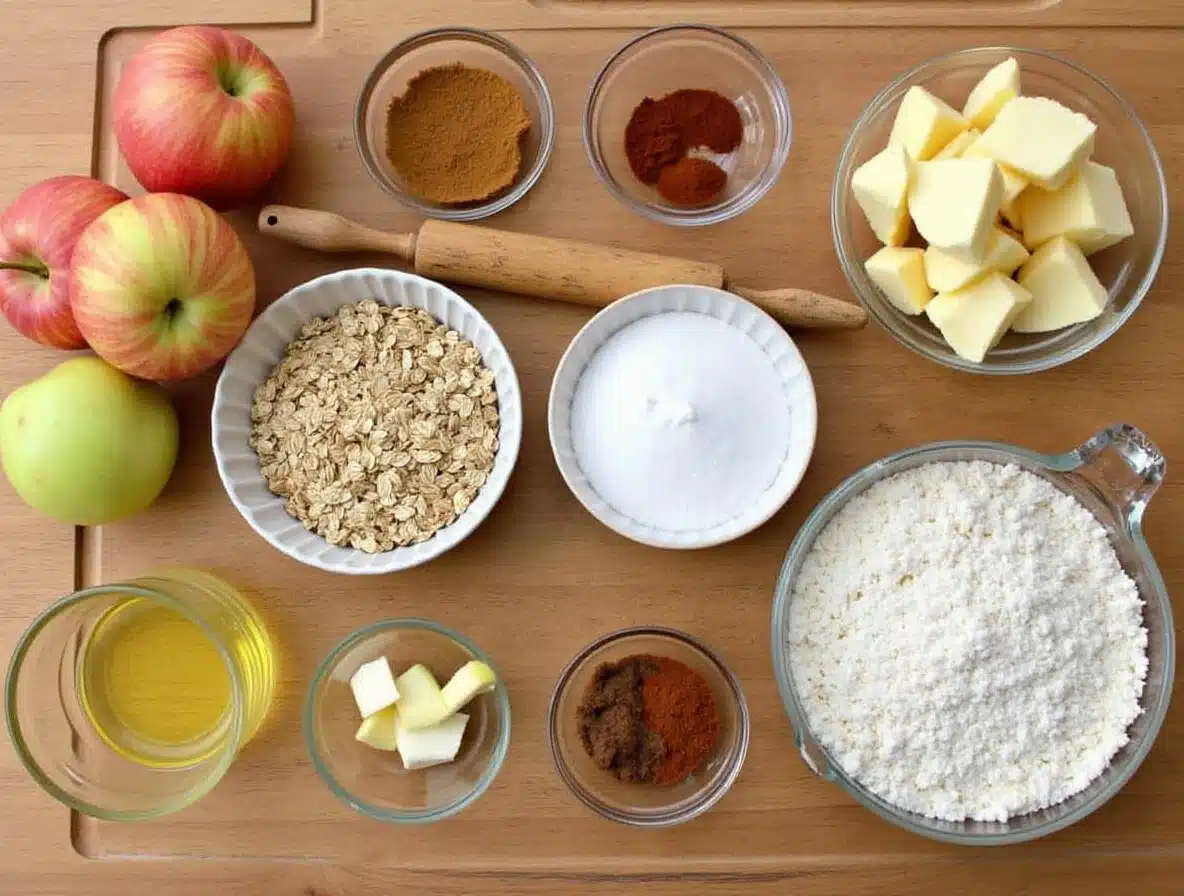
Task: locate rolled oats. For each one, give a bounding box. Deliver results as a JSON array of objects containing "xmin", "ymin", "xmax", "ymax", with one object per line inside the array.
[{"xmin": 249, "ymin": 301, "xmax": 499, "ymax": 552}]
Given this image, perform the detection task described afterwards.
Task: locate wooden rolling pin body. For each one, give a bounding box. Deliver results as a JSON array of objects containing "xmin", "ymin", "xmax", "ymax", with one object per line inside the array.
[{"xmin": 258, "ymin": 205, "xmax": 867, "ymax": 329}]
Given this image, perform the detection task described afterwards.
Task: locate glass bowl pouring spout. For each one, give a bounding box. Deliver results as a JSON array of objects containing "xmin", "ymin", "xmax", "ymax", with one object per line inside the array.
[{"xmin": 770, "ymin": 423, "xmax": 1174, "ymax": 846}]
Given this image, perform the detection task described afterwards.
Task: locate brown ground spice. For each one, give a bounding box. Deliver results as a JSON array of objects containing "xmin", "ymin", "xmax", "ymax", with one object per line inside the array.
[
  {"xmin": 657, "ymin": 157, "xmax": 728, "ymax": 207},
  {"xmin": 576, "ymin": 656, "xmax": 665, "ymax": 783},
  {"xmin": 384, "ymin": 63, "xmax": 532, "ymax": 205}
]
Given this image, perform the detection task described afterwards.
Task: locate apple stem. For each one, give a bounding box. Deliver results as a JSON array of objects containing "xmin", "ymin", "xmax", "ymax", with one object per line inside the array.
[{"xmin": 0, "ymin": 261, "xmax": 49, "ymax": 279}]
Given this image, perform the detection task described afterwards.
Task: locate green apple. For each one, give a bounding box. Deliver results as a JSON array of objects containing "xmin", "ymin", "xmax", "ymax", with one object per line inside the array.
[{"xmin": 0, "ymin": 356, "xmax": 179, "ymax": 525}]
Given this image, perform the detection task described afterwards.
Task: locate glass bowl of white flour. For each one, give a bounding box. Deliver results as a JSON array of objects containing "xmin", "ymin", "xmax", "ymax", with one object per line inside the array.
[{"xmin": 771, "ymin": 424, "xmax": 1173, "ymax": 845}]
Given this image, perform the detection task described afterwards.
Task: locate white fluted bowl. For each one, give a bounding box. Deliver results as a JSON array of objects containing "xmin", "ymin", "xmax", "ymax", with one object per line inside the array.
[
  {"xmin": 212, "ymin": 268, "xmax": 522, "ymax": 574},
  {"xmin": 548, "ymin": 284, "xmax": 817, "ymax": 549}
]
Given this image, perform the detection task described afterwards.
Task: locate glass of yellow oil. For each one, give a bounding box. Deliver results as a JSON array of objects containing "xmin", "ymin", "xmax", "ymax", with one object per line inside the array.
[{"xmin": 5, "ymin": 567, "xmax": 275, "ymax": 820}]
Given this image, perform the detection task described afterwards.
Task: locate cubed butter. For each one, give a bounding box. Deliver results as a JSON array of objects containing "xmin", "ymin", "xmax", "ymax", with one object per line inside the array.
[
  {"xmin": 851, "ymin": 144, "xmax": 912, "ymax": 246},
  {"xmin": 864, "ymin": 247, "xmax": 933, "ymax": 315},
  {"xmin": 962, "ymin": 57, "xmax": 1021, "ymax": 130},
  {"xmin": 888, "ymin": 86, "xmax": 969, "ymax": 160},
  {"xmin": 908, "ymin": 157, "xmax": 1003, "ymax": 262},
  {"xmin": 971, "ymin": 96, "xmax": 1096, "ymax": 190},
  {"xmin": 963, "ymin": 136, "xmax": 1030, "ymax": 229},
  {"xmin": 441, "ymin": 661, "xmax": 497, "ymax": 715},
  {"xmin": 923, "ymin": 227, "xmax": 1030, "ymax": 292},
  {"xmin": 395, "ymin": 711, "xmax": 469, "ymax": 771},
  {"xmin": 926, "ymin": 272, "xmax": 1032, "ymax": 362},
  {"xmin": 393, "ymin": 664, "xmax": 450, "ymax": 731},
  {"xmin": 355, "ymin": 706, "xmax": 399, "ymax": 752},
  {"xmin": 933, "ymin": 128, "xmax": 981, "ymax": 160},
  {"xmin": 1012, "ymin": 236, "xmax": 1108, "ymax": 332},
  {"xmin": 349, "ymin": 657, "xmax": 400, "ymax": 719},
  {"xmin": 1016, "ymin": 161, "xmax": 1134, "ymax": 254}
]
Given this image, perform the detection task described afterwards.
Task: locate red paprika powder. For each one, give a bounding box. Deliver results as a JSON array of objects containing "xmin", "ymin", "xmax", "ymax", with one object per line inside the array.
[
  {"xmin": 623, "ymin": 88, "xmax": 743, "ymax": 206},
  {"xmin": 641, "ymin": 656, "xmax": 721, "ymax": 785}
]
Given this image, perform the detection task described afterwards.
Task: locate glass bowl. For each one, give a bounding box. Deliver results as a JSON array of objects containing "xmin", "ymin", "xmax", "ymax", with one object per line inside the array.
[
  {"xmin": 355, "ymin": 27, "xmax": 555, "ymax": 221},
  {"xmin": 831, "ymin": 46, "xmax": 1168, "ymax": 374},
  {"xmin": 770, "ymin": 424, "xmax": 1173, "ymax": 845},
  {"xmin": 584, "ymin": 25, "xmax": 791, "ymax": 227},
  {"xmin": 304, "ymin": 619, "xmax": 510, "ymax": 823},
  {"xmin": 547, "ymin": 626, "xmax": 749, "ymax": 826}
]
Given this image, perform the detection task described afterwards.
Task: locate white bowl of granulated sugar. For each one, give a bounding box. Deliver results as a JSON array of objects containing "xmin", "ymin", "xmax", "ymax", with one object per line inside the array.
[
  {"xmin": 548, "ymin": 284, "xmax": 817, "ymax": 549},
  {"xmin": 213, "ymin": 268, "xmax": 522, "ymax": 574}
]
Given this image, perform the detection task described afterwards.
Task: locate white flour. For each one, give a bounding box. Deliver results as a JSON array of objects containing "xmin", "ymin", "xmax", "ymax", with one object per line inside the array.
[
  {"xmin": 570, "ymin": 312, "xmax": 791, "ymax": 532},
  {"xmin": 787, "ymin": 460, "xmax": 1148, "ymax": 822}
]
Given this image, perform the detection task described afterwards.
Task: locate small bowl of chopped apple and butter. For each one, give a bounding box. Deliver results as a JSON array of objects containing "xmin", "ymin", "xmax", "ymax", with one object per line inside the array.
[
  {"xmin": 304, "ymin": 618, "xmax": 509, "ymax": 822},
  {"xmin": 832, "ymin": 46, "xmax": 1167, "ymax": 374}
]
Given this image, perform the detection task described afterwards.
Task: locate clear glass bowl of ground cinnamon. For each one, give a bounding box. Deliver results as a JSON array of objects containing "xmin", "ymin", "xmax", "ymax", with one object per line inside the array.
[
  {"xmin": 547, "ymin": 626, "xmax": 749, "ymax": 827},
  {"xmin": 584, "ymin": 25, "xmax": 791, "ymax": 227},
  {"xmin": 356, "ymin": 27, "xmax": 555, "ymax": 221}
]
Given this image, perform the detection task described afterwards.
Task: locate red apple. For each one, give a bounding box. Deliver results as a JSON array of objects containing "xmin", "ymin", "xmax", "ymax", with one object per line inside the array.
[
  {"xmin": 113, "ymin": 25, "xmax": 296, "ymax": 211},
  {"xmin": 0, "ymin": 176, "xmax": 128, "ymax": 349},
  {"xmin": 70, "ymin": 193, "xmax": 256, "ymax": 381}
]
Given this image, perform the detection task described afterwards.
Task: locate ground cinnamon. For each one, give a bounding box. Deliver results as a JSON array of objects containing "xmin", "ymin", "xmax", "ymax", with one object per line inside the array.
[
  {"xmin": 384, "ymin": 63, "xmax": 532, "ymax": 205},
  {"xmin": 642, "ymin": 656, "xmax": 720, "ymax": 785},
  {"xmin": 657, "ymin": 157, "xmax": 728, "ymax": 207}
]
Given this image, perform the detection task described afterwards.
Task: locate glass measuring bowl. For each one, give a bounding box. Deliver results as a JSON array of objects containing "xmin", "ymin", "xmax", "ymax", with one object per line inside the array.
[
  {"xmin": 5, "ymin": 567, "xmax": 276, "ymax": 821},
  {"xmin": 770, "ymin": 424, "xmax": 1173, "ymax": 845}
]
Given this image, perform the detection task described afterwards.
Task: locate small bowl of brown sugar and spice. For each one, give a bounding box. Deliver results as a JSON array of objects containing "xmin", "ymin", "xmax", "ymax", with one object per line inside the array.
[
  {"xmin": 547, "ymin": 626, "xmax": 749, "ymax": 826},
  {"xmin": 356, "ymin": 27, "xmax": 555, "ymax": 221},
  {"xmin": 584, "ymin": 25, "xmax": 791, "ymax": 226}
]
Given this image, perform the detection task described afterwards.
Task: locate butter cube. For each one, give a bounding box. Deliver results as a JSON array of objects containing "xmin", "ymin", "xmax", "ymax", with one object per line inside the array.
[
  {"xmin": 962, "ymin": 57, "xmax": 1021, "ymax": 130},
  {"xmin": 972, "ymin": 96, "xmax": 1096, "ymax": 190},
  {"xmin": 926, "ymin": 273, "xmax": 1032, "ymax": 363},
  {"xmin": 852, "ymin": 144, "xmax": 912, "ymax": 246},
  {"xmin": 908, "ymin": 157, "xmax": 1003, "ymax": 262},
  {"xmin": 1013, "ymin": 236, "xmax": 1108, "ymax": 333},
  {"xmin": 923, "ymin": 227, "xmax": 1030, "ymax": 292},
  {"xmin": 864, "ymin": 247, "xmax": 933, "ymax": 315},
  {"xmin": 395, "ymin": 711, "xmax": 469, "ymax": 771},
  {"xmin": 888, "ymin": 86, "xmax": 969, "ymax": 160},
  {"xmin": 963, "ymin": 136, "xmax": 1030, "ymax": 229},
  {"xmin": 933, "ymin": 128, "xmax": 982, "ymax": 161},
  {"xmin": 1016, "ymin": 161, "xmax": 1134, "ymax": 254},
  {"xmin": 349, "ymin": 657, "xmax": 400, "ymax": 719}
]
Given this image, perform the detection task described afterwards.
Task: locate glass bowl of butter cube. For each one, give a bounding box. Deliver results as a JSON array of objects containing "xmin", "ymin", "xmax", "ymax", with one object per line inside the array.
[
  {"xmin": 832, "ymin": 46, "xmax": 1167, "ymax": 374},
  {"xmin": 304, "ymin": 618, "xmax": 510, "ymax": 823}
]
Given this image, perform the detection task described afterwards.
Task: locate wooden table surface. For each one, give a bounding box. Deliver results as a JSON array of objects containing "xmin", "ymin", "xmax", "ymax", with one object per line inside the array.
[{"xmin": 2, "ymin": 0, "xmax": 1183, "ymax": 893}]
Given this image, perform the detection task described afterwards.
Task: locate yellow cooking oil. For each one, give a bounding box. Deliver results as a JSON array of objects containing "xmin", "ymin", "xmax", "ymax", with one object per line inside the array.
[{"xmin": 78, "ymin": 569, "xmax": 275, "ymax": 769}]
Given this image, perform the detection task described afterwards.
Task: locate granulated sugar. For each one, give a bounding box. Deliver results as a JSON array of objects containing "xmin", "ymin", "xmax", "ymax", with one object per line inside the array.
[
  {"xmin": 787, "ymin": 460, "xmax": 1148, "ymax": 822},
  {"xmin": 569, "ymin": 312, "xmax": 791, "ymax": 532}
]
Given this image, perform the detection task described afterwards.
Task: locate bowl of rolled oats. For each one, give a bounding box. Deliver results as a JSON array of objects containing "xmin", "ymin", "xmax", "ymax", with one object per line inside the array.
[{"xmin": 212, "ymin": 268, "xmax": 522, "ymax": 574}]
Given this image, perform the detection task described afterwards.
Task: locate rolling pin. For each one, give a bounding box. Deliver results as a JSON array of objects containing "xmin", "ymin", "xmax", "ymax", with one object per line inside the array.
[{"xmin": 257, "ymin": 205, "xmax": 868, "ymax": 330}]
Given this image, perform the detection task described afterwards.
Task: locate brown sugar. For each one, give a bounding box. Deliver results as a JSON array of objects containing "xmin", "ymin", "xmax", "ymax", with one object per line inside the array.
[
  {"xmin": 576, "ymin": 655, "xmax": 666, "ymax": 783},
  {"xmin": 384, "ymin": 63, "xmax": 532, "ymax": 205}
]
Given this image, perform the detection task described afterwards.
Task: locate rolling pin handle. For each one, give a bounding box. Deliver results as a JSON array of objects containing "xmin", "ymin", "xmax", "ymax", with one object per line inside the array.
[
  {"xmin": 257, "ymin": 204, "xmax": 417, "ymax": 263},
  {"xmin": 729, "ymin": 284, "xmax": 868, "ymax": 330}
]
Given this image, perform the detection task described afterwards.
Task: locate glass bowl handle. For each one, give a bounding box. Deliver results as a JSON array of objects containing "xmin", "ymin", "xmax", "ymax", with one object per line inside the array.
[
  {"xmin": 1068, "ymin": 424, "xmax": 1165, "ymax": 527},
  {"xmin": 794, "ymin": 729, "xmax": 837, "ymax": 781}
]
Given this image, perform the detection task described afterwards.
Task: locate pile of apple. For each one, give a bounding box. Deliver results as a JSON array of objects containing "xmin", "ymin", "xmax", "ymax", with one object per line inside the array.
[{"xmin": 0, "ymin": 25, "xmax": 294, "ymax": 526}]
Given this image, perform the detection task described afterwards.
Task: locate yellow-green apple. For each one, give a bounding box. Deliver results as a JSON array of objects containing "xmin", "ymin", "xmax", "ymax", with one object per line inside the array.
[
  {"xmin": 113, "ymin": 25, "xmax": 295, "ymax": 210},
  {"xmin": 0, "ymin": 176, "xmax": 128, "ymax": 349},
  {"xmin": 0, "ymin": 356, "xmax": 179, "ymax": 525},
  {"xmin": 70, "ymin": 193, "xmax": 256, "ymax": 381}
]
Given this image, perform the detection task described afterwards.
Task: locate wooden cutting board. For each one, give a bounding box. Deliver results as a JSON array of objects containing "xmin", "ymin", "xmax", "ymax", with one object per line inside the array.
[{"xmin": 1, "ymin": 0, "xmax": 1182, "ymax": 892}]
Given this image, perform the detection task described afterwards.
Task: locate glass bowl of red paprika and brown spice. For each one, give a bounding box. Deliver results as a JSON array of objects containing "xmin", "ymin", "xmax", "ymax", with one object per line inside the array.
[
  {"xmin": 355, "ymin": 27, "xmax": 555, "ymax": 221},
  {"xmin": 584, "ymin": 25, "xmax": 791, "ymax": 227},
  {"xmin": 547, "ymin": 626, "xmax": 750, "ymax": 826}
]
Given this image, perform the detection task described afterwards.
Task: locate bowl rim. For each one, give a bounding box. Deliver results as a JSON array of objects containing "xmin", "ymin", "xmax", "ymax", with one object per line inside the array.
[
  {"xmin": 830, "ymin": 44, "xmax": 1169, "ymax": 375},
  {"xmin": 547, "ymin": 284, "xmax": 818, "ymax": 549},
  {"xmin": 546, "ymin": 625, "xmax": 750, "ymax": 827},
  {"xmin": 354, "ymin": 25, "xmax": 556, "ymax": 221},
  {"xmin": 769, "ymin": 436, "xmax": 1176, "ymax": 845},
  {"xmin": 211, "ymin": 267, "xmax": 523, "ymax": 575},
  {"xmin": 582, "ymin": 23, "xmax": 792, "ymax": 228},
  {"xmin": 303, "ymin": 617, "xmax": 512, "ymax": 824}
]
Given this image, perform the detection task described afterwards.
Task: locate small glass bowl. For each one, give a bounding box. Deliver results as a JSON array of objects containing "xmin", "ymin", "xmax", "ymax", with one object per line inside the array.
[
  {"xmin": 832, "ymin": 46, "xmax": 1168, "ymax": 374},
  {"xmin": 304, "ymin": 619, "xmax": 510, "ymax": 823},
  {"xmin": 547, "ymin": 626, "xmax": 749, "ymax": 826},
  {"xmin": 355, "ymin": 27, "xmax": 555, "ymax": 221},
  {"xmin": 584, "ymin": 25, "xmax": 791, "ymax": 227}
]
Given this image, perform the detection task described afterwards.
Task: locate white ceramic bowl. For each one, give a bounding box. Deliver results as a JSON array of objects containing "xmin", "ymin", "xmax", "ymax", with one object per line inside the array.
[
  {"xmin": 548, "ymin": 285, "xmax": 817, "ymax": 549},
  {"xmin": 212, "ymin": 268, "xmax": 522, "ymax": 574}
]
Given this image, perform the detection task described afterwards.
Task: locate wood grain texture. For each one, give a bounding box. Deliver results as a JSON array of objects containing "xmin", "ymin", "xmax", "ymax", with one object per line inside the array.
[{"xmin": 0, "ymin": 0, "xmax": 1182, "ymax": 893}]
